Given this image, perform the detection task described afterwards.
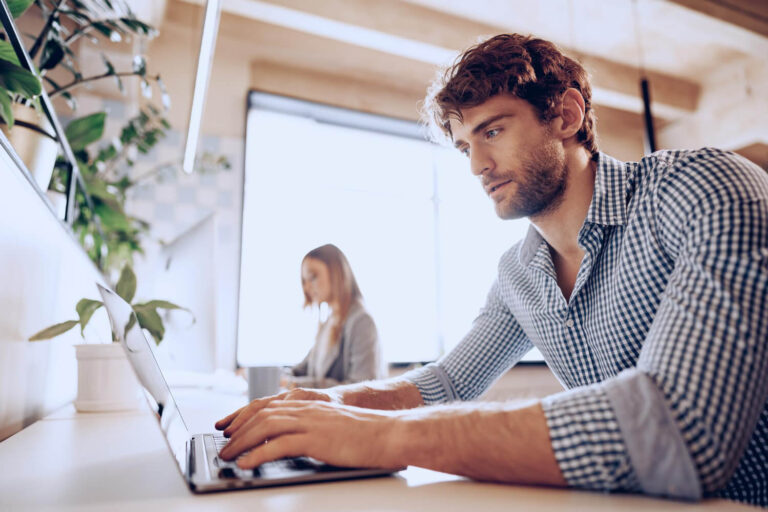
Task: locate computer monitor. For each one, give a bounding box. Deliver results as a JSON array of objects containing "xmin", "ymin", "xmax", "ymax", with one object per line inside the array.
[{"xmin": 152, "ymin": 214, "xmax": 218, "ymax": 373}]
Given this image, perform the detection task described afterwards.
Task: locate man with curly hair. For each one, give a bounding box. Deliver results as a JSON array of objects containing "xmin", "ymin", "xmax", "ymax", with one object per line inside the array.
[{"xmin": 217, "ymin": 34, "xmax": 768, "ymax": 506}]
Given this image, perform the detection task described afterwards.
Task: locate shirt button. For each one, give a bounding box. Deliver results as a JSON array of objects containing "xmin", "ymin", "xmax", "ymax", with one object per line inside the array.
[{"xmin": 564, "ymin": 318, "xmax": 575, "ymax": 328}]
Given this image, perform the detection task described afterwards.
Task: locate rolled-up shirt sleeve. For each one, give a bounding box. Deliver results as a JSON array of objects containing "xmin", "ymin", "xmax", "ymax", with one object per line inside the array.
[
  {"xmin": 402, "ymin": 279, "xmax": 533, "ymax": 404},
  {"xmin": 543, "ymin": 171, "xmax": 768, "ymax": 498}
]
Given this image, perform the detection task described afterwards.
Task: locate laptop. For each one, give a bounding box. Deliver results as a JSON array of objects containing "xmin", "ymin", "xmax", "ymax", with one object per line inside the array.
[{"xmin": 96, "ymin": 283, "xmax": 398, "ymax": 493}]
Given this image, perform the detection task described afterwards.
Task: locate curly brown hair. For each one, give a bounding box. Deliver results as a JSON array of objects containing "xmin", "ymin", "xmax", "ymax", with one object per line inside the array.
[{"xmin": 422, "ymin": 34, "xmax": 598, "ymax": 160}]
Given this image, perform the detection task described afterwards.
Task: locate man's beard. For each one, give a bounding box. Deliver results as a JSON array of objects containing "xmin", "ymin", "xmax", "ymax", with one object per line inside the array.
[{"xmin": 494, "ymin": 139, "xmax": 567, "ymax": 220}]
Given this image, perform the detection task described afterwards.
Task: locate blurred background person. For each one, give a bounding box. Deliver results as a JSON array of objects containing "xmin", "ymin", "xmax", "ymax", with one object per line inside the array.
[{"xmin": 284, "ymin": 244, "xmax": 386, "ymax": 388}]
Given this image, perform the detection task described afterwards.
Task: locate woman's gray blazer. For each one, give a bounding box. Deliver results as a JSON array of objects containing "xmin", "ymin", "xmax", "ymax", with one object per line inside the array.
[{"xmin": 291, "ymin": 302, "xmax": 385, "ymax": 388}]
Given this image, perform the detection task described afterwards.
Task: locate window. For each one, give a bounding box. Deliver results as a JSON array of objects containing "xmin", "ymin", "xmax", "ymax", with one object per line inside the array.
[{"xmin": 237, "ymin": 93, "xmax": 541, "ymax": 366}]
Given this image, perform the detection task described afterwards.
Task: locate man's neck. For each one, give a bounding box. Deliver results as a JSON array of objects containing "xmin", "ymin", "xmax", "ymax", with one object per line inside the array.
[{"xmin": 530, "ymin": 149, "xmax": 597, "ymax": 261}]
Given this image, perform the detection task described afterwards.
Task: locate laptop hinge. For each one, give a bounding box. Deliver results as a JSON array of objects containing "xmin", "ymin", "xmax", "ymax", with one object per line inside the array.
[{"xmin": 187, "ymin": 439, "xmax": 196, "ymax": 479}]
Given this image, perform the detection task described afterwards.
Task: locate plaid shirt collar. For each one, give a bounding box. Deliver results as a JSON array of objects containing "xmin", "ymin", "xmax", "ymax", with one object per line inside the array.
[{"xmin": 519, "ymin": 152, "xmax": 629, "ymax": 267}]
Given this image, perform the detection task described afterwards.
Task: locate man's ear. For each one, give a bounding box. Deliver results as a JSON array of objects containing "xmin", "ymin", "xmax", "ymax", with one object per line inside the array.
[{"xmin": 553, "ymin": 88, "xmax": 585, "ymax": 140}]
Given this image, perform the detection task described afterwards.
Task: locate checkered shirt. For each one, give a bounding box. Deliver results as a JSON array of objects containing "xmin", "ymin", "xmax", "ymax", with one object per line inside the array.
[{"xmin": 403, "ymin": 148, "xmax": 768, "ymax": 507}]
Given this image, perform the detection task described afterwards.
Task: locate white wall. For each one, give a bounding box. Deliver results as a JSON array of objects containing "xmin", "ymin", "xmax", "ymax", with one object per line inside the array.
[{"xmin": 0, "ymin": 136, "xmax": 111, "ymax": 441}]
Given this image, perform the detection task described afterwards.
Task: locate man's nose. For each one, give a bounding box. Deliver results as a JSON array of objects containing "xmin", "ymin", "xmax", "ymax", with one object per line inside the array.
[{"xmin": 470, "ymin": 150, "xmax": 494, "ymax": 176}]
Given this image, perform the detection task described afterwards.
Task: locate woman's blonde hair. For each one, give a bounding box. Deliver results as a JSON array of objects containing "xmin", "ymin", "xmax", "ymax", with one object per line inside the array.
[{"xmin": 302, "ymin": 244, "xmax": 363, "ymax": 345}]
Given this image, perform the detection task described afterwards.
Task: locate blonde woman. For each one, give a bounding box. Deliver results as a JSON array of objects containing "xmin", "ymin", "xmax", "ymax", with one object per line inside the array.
[{"xmin": 286, "ymin": 244, "xmax": 386, "ymax": 389}]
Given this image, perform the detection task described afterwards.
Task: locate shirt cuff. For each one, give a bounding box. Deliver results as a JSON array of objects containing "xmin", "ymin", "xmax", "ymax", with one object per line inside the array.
[
  {"xmin": 602, "ymin": 369, "xmax": 702, "ymax": 500},
  {"xmin": 541, "ymin": 383, "xmax": 640, "ymax": 492},
  {"xmin": 400, "ymin": 363, "xmax": 459, "ymax": 405}
]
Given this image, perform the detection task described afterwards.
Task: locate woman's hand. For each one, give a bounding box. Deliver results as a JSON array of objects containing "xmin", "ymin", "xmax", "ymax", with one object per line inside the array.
[
  {"xmin": 280, "ymin": 374, "xmax": 298, "ymax": 390},
  {"xmin": 215, "ymin": 387, "xmax": 338, "ymax": 438},
  {"xmin": 217, "ymin": 400, "xmax": 404, "ymax": 470}
]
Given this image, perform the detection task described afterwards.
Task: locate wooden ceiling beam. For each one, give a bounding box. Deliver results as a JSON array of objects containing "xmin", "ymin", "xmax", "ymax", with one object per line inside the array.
[
  {"xmin": 250, "ymin": 61, "xmax": 425, "ymax": 121},
  {"xmin": 666, "ymin": 0, "xmax": 768, "ymax": 38},
  {"xmin": 170, "ymin": 0, "xmax": 700, "ymax": 121}
]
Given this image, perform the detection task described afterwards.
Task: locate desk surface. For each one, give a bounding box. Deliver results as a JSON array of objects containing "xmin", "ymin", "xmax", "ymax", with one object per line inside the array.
[{"xmin": 0, "ymin": 389, "xmax": 757, "ymax": 512}]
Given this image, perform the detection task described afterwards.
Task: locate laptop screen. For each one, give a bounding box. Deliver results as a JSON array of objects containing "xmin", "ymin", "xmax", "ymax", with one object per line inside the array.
[{"xmin": 97, "ymin": 284, "xmax": 190, "ymax": 476}]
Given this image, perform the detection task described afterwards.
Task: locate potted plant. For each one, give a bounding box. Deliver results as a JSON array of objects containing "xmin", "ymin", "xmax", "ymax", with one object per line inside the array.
[
  {"xmin": 46, "ymin": 101, "xmax": 230, "ymax": 276},
  {"xmin": 0, "ymin": 0, "xmax": 52, "ymax": 187},
  {"xmin": 28, "ymin": 264, "xmax": 191, "ymax": 411},
  {"xmin": 5, "ymin": 0, "xmax": 230, "ymax": 274},
  {"xmin": 0, "ymin": 0, "xmax": 165, "ymax": 193}
]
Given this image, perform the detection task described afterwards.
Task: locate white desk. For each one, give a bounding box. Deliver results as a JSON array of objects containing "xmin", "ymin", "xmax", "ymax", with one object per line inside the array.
[{"xmin": 0, "ymin": 389, "xmax": 757, "ymax": 512}]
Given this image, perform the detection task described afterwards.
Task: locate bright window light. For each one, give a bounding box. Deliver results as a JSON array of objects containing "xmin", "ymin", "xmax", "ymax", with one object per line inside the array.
[{"xmin": 238, "ymin": 95, "xmax": 541, "ymax": 366}]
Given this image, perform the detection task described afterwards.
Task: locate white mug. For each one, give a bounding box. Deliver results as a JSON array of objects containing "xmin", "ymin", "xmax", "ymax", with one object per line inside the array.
[{"xmin": 247, "ymin": 366, "xmax": 282, "ymax": 400}]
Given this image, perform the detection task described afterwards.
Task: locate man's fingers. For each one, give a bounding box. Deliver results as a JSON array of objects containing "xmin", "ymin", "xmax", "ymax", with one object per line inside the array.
[
  {"xmin": 215, "ymin": 407, "xmax": 244, "ymax": 430},
  {"xmin": 286, "ymin": 388, "xmax": 332, "ymax": 402},
  {"xmin": 223, "ymin": 394, "xmax": 285, "ymax": 437},
  {"xmin": 262, "ymin": 399, "xmax": 318, "ymax": 409},
  {"xmin": 222, "ymin": 393, "xmax": 329, "ymax": 437},
  {"xmin": 236, "ymin": 434, "xmax": 309, "ymax": 469},
  {"xmin": 219, "ymin": 415, "xmax": 302, "ymax": 461}
]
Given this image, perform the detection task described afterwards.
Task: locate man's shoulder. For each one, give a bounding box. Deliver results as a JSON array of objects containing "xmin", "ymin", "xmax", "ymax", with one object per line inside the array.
[
  {"xmin": 634, "ymin": 147, "xmax": 768, "ymax": 206},
  {"xmin": 638, "ymin": 146, "xmax": 734, "ymax": 166}
]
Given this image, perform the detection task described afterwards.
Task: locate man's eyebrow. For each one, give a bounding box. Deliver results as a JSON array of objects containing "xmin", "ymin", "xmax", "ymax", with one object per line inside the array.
[{"xmin": 453, "ymin": 113, "xmax": 513, "ymax": 148}]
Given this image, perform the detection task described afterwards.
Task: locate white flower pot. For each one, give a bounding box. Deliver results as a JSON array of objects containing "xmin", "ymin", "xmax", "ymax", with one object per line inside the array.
[
  {"xmin": 74, "ymin": 343, "xmax": 142, "ymax": 412},
  {"xmin": 1, "ymin": 103, "xmax": 59, "ymax": 191}
]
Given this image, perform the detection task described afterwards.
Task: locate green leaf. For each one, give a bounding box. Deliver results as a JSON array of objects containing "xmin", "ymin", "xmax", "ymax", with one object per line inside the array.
[
  {"xmin": 133, "ymin": 305, "xmax": 164, "ymax": 345},
  {"xmin": 39, "ymin": 39, "xmax": 65, "ymax": 71},
  {"xmin": 91, "ymin": 21, "xmax": 114, "ymax": 39},
  {"xmin": 94, "ymin": 201, "xmax": 132, "ymax": 231},
  {"xmin": 115, "ymin": 265, "xmax": 137, "ymax": 303},
  {"xmin": 0, "ymin": 90, "xmax": 13, "ymax": 127},
  {"xmin": 28, "ymin": 320, "xmax": 79, "ymax": 341},
  {"xmin": 138, "ymin": 300, "xmax": 189, "ymax": 311},
  {"xmin": 120, "ymin": 123, "xmax": 137, "ymax": 144},
  {"xmin": 60, "ymin": 9, "xmax": 91, "ymax": 22},
  {"xmin": 112, "ymin": 175, "xmax": 132, "ymax": 191},
  {"xmin": 132, "ymin": 55, "xmax": 146, "ymax": 76},
  {"xmin": 101, "ymin": 53, "xmax": 115, "ymax": 75},
  {"xmin": 0, "ymin": 59, "xmax": 41, "ymax": 98},
  {"xmin": 123, "ymin": 313, "xmax": 137, "ymax": 338},
  {"xmin": 75, "ymin": 298, "xmax": 102, "ymax": 335},
  {"xmin": 140, "ymin": 299, "xmax": 195, "ymax": 325},
  {"xmin": 64, "ymin": 112, "xmax": 106, "ymax": 150},
  {"xmin": 84, "ymin": 176, "xmax": 118, "ymax": 202},
  {"xmin": 73, "ymin": 148, "xmax": 90, "ymax": 167},
  {"xmin": 120, "ymin": 17, "xmax": 156, "ymax": 37},
  {"xmin": 8, "ymin": 0, "xmax": 35, "ymax": 18},
  {"xmin": 0, "ymin": 40, "xmax": 21, "ymax": 66},
  {"xmin": 61, "ymin": 91, "xmax": 77, "ymax": 111}
]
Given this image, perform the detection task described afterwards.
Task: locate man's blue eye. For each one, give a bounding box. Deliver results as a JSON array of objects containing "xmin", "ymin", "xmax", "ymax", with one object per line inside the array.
[
  {"xmin": 460, "ymin": 147, "xmax": 470, "ymax": 157},
  {"xmin": 486, "ymin": 128, "xmax": 499, "ymax": 139}
]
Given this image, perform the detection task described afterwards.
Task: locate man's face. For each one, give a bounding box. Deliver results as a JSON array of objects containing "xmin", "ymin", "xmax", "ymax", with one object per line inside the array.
[{"xmin": 449, "ymin": 94, "xmax": 567, "ymax": 220}]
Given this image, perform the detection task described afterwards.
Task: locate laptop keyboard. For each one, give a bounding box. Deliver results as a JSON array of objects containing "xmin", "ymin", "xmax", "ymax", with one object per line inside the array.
[{"xmin": 207, "ymin": 434, "xmax": 335, "ymax": 479}]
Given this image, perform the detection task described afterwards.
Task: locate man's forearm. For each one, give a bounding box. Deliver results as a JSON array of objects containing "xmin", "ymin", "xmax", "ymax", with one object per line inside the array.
[
  {"xmin": 392, "ymin": 400, "xmax": 567, "ymax": 486},
  {"xmin": 336, "ymin": 379, "xmax": 424, "ymax": 410}
]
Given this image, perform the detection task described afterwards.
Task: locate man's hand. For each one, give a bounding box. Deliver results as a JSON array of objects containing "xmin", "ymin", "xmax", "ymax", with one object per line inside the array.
[
  {"xmin": 217, "ymin": 393, "xmax": 565, "ymax": 487},
  {"xmin": 215, "ymin": 387, "xmax": 337, "ymax": 439},
  {"xmin": 217, "ymin": 400, "xmax": 403, "ymax": 470}
]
